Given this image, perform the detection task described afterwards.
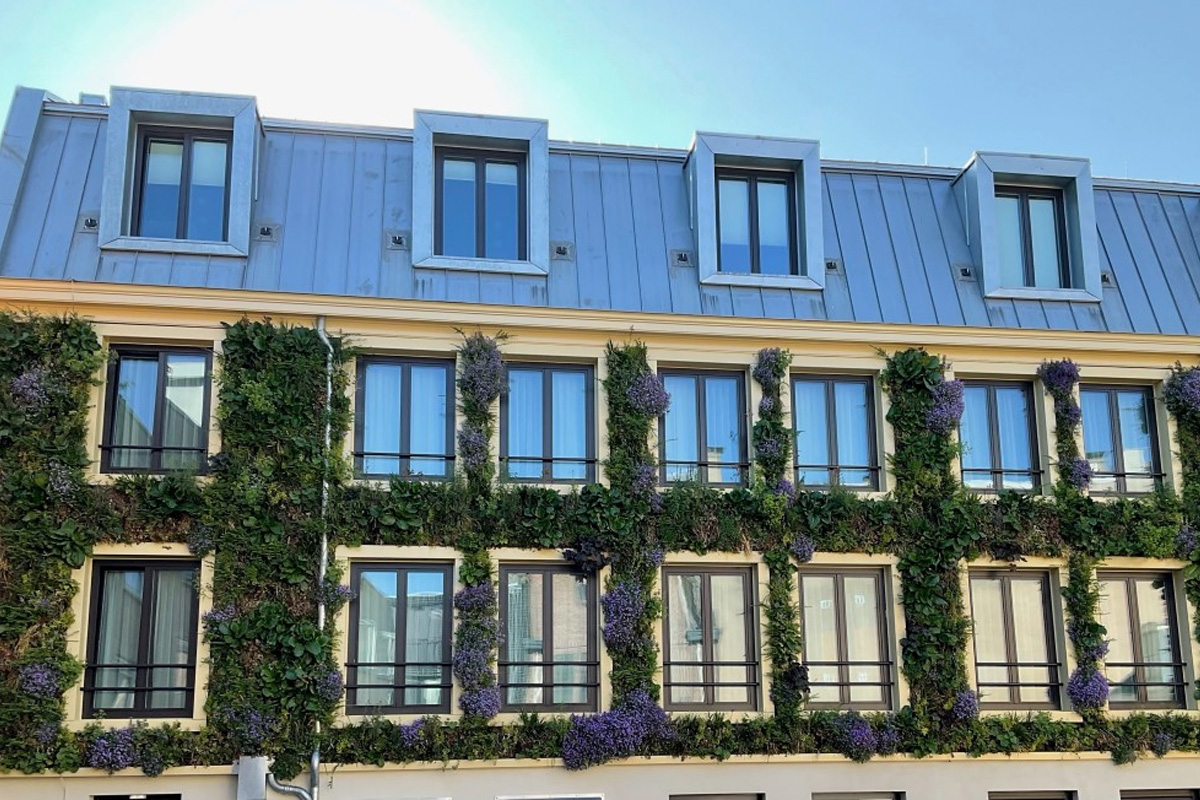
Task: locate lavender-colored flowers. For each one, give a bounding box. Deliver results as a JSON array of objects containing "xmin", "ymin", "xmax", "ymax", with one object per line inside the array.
[
  {"xmin": 86, "ymin": 726, "xmax": 137, "ymax": 771},
  {"xmin": 753, "ymin": 348, "xmax": 790, "ymax": 392},
  {"xmin": 951, "ymin": 689, "xmax": 979, "ymax": 721},
  {"xmin": 1177, "ymin": 523, "xmax": 1198, "ymax": 559},
  {"xmin": 400, "ymin": 718, "xmax": 426, "ymax": 749},
  {"xmin": 1152, "ymin": 732, "xmax": 1173, "ymax": 757},
  {"xmin": 458, "ymin": 686, "xmax": 501, "ymax": 718},
  {"xmin": 759, "ymin": 395, "xmax": 776, "ymax": 415},
  {"xmin": 1054, "ymin": 397, "xmax": 1082, "ymax": 429},
  {"xmin": 454, "ymin": 583, "xmax": 497, "ymax": 614},
  {"xmin": 19, "ymin": 663, "xmax": 59, "ymax": 699},
  {"xmin": 626, "ymin": 372, "xmax": 670, "ymax": 418},
  {"xmin": 46, "ymin": 460, "xmax": 74, "ymax": 499},
  {"xmin": 632, "ymin": 462, "xmax": 656, "ymax": 495},
  {"xmin": 203, "ymin": 605, "xmax": 238, "ymax": 627},
  {"xmin": 1066, "ymin": 667, "xmax": 1109, "ymax": 710},
  {"xmin": 453, "ymin": 647, "xmax": 493, "ymax": 687},
  {"xmin": 773, "ymin": 478, "xmax": 796, "ymax": 503},
  {"xmin": 1061, "ymin": 457, "xmax": 1094, "ymax": 490},
  {"xmin": 1164, "ymin": 366, "xmax": 1200, "ymax": 421},
  {"xmin": 35, "ymin": 722, "xmax": 58, "ymax": 746},
  {"xmin": 876, "ymin": 718, "xmax": 901, "ymax": 755},
  {"xmin": 457, "ymin": 427, "xmax": 489, "ymax": 473},
  {"xmin": 187, "ymin": 524, "xmax": 214, "ymax": 557},
  {"xmin": 219, "ymin": 707, "xmax": 274, "ymax": 751},
  {"xmin": 454, "ymin": 581, "xmax": 500, "ymax": 720},
  {"xmin": 925, "ymin": 379, "xmax": 965, "ymax": 435},
  {"xmin": 757, "ymin": 436, "xmax": 783, "ymax": 460},
  {"xmin": 1038, "ymin": 359, "xmax": 1080, "ymax": 397},
  {"xmin": 789, "ymin": 534, "xmax": 815, "ymax": 564},
  {"xmin": 836, "ymin": 712, "xmax": 879, "ymax": 762},
  {"xmin": 313, "ymin": 668, "xmax": 344, "ymax": 702},
  {"xmin": 10, "ymin": 368, "xmax": 49, "ymax": 408},
  {"xmin": 457, "ymin": 333, "xmax": 506, "ymax": 411},
  {"xmin": 1075, "ymin": 638, "xmax": 1110, "ymax": 664},
  {"xmin": 561, "ymin": 689, "xmax": 672, "ymax": 770},
  {"xmin": 601, "ymin": 580, "xmax": 647, "ymax": 650},
  {"xmin": 644, "ymin": 547, "xmax": 666, "ymax": 568},
  {"xmin": 319, "ymin": 579, "xmax": 355, "ymax": 607}
]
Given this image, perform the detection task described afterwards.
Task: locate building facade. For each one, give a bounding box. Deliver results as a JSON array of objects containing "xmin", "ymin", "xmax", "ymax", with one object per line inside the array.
[{"xmin": 2, "ymin": 86, "xmax": 1200, "ymax": 800}]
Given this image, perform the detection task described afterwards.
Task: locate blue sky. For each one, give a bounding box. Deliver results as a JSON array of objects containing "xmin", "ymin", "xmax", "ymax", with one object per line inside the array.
[{"xmin": 3, "ymin": 0, "xmax": 1199, "ymax": 181}]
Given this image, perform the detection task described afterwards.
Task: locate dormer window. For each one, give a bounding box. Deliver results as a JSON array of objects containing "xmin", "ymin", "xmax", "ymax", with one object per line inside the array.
[
  {"xmin": 133, "ymin": 128, "xmax": 231, "ymax": 242},
  {"xmin": 716, "ymin": 169, "xmax": 796, "ymax": 276},
  {"xmin": 994, "ymin": 186, "xmax": 1069, "ymax": 289},
  {"xmin": 435, "ymin": 148, "xmax": 526, "ymax": 261}
]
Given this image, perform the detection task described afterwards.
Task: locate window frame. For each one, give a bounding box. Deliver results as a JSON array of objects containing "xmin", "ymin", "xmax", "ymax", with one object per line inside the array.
[
  {"xmin": 434, "ymin": 146, "xmax": 529, "ymax": 261},
  {"xmin": 967, "ymin": 569, "xmax": 1062, "ymax": 710},
  {"xmin": 130, "ymin": 126, "xmax": 234, "ymax": 242},
  {"xmin": 499, "ymin": 362, "xmax": 596, "ymax": 484},
  {"xmin": 352, "ymin": 355, "xmax": 457, "ymax": 481},
  {"xmin": 993, "ymin": 184, "xmax": 1071, "ymax": 290},
  {"xmin": 345, "ymin": 561, "xmax": 455, "ymax": 715},
  {"xmin": 1079, "ymin": 384, "xmax": 1163, "ymax": 495},
  {"xmin": 796, "ymin": 566, "xmax": 893, "ymax": 710},
  {"xmin": 658, "ymin": 369, "xmax": 749, "ymax": 487},
  {"xmin": 1098, "ymin": 571, "xmax": 1186, "ymax": 710},
  {"xmin": 498, "ymin": 563, "xmax": 600, "ymax": 712},
  {"xmin": 960, "ymin": 380, "xmax": 1042, "ymax": 492},
  {"xmin": 714, "ymin": 167, "xmax": 799, "ymax": 276},
  {"xmin": 661, "ymin": 565, "xmax": 761, "ymax": 712},
  {"xmin": 83, "ymin": 558, "xmax": 201, "ymax": 719},
  {"xmin": 790, "ymin": 374, "xmax": 880, "ymax": 490},
  {"xmin": 100, "ymin": 346, "xmax": 213, "ymax": 475}
]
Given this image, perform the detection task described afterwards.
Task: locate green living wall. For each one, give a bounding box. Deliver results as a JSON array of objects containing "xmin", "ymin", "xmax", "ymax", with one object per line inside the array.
[{"xmin": 3, "ymin": 312, "xmax": 1200, "ymax": 778}]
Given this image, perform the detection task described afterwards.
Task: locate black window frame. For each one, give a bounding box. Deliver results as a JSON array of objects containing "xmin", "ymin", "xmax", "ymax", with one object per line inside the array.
[
  {"xmin": 345, "ymin": 561, "xmax": 454, "ymax": 715},
  {"xmin": 1121, "ymin": 792, "xmax": 1200, "ymax": 800},
  {"xmin": 131, "ymin": 126, "xmax": 233, "ymax": 242},
  {"xmin": 791, "ymin": 374, "xmax": 880, "ymax": 490},
  {"xmin": 1079, "ymin": 384, "xmax": 1163, "ymax": 495},
  {"xmin": 434, "ymin": 146, "xmax": 528, "ymax": 261},
  {"xmin": 661, "ymin": 565, "xmax": 761, "ymax": 712},
  {"xmin": 960, "ymin": 380, "xmax": 1043, "ymax": 492},
  {"xmin": 658, "ymin": 369, "xmax": 749, "ymax": 487},
  {"xmin": 797, "ymin": 567, "xmax": 893, "ymax": 710},
  {"xmin": 498, "ymin": 563, "xmax": 600, "ymax": 712},
  {"xmin": 499, "ymin": 362, "xmax": 596, "ymax": 484},
  {"xmin": 968, "ymin": 570, "xmax": 1062, "ymax": 710},
  {"xmin": 100, "ymin": 346, "xmax": 213, "ymax": 475},
  {"xmin": 1098, "ymin": 571, "xmax": 1186, "ymax": 710},
  {"xmin": 714, "ymin": 167, "xmax": 799, "ymax": 276},
  {"xmin": 83, "ymin": 559, "xmax": 200, "ymax": 719},
  {"xmin": 353, "ymin": 355, "xmax": 457, "ymax": 480},
  {"xmin": 994, "ymin": 184, "xmax": 1071, "ymax": 289}
]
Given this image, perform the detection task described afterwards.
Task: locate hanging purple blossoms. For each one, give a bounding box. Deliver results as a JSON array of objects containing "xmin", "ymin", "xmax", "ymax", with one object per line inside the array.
[
  {"xmin": 86, "ymin": 726, "xmax": 138, "ymax": 771},
  {"xmin": 626, "ymin": 372, "xmax": 670, "ymax": 418},
  {"xmin": 561, "ymin": 689, "xmax": 672, "ymax": 770},
  {"xmin": 789, "ymin": 533, "xmax": 815, "ymax": 564},
  {"xmin": 601, "ymin": 579, "xmax": 647, "ymax": 650},
  {"xmin": 951, "ymin": 689, "xmax": 979, "ymax": 720},
  {"xmin": 19, "ymin": 663, "xmax": 59, "ymax": 699},
  {"xmin": 1066, "ymin": 667, "xmax": 1109, "ymax": 711},
  {"xmin": 1164, "ymin": 365, "xmax": 1200, "ymax": 422},
  {"xmin": 925, "ymin": 379, "xmax": 964, "ymax": 435},
  {"xmin": 1061, "ymin": 457, "xmax": 1094, "ymax": 490},
  {"xmin": 9, "ymin": 367, "xmax": 50, "ymax": 409}
]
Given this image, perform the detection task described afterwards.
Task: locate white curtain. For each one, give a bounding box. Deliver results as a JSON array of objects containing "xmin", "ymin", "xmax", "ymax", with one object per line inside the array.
[
  {"xmin": 409, "ymin": 366, "xmax": 449, "ymax": 476},
  {"xmin": 405, "ymin": 571, "xmax": 446, "ymax": 706},
  {"xmin": 506, "ymin": 370, "xmax": 543, "ymax": 479},
  {"xmin": 362, "ymin": 363, "xmax": 402, "ymax": 476},
  {"xmin": 355, "ymin": 570, "xmax": 397, "ymax": 707},
  {"xmin": 711, "ymin": 574, "xmax": 749, "ymax": 705},
  {"xmin": 551, "ymin": 371, "xmax": 587, "ymax": 481},
  {"xmin": 149, "ymin": 568, "xmax": 197, "ymax": 709},
  {"xmin": 111, "ymin": 358, "xmax": 158, "ymax": 470},
  {"xmin": 95, "ymin": 570, "xmax": 144, "ymax": 710},
  {"xmin": 664, "ymin": 377, "xmax": 698, "ymax": 482},
  {"xmin": 161, "ymin": 355, "xmax": 207, "ymax": 471},
  {"xmin": 835, "ymin": 382, "xmax": 871, "ymax": 487},
  {"xmin": 704, "ymin": 377, "xmax": 741, "ymax": 483}
]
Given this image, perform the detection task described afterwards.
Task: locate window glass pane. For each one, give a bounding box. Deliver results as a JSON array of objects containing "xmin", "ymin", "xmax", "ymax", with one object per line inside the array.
[
  {"xmin": 1098, "ymin": 577, "xmax": 1137, "ymax": 705},
  {"xmin": 793, "ymin": 380, "xmax": 830, "ymax": 486},
  {"xmin": 506, "ymin": 369, "xmax": 544, "ymax": 480},
  {"xmin": 663, "ymin": 375, "xmax": 699, "ymax": 482},
  {"xmin": 186, "ymin": 140, "xmax": 228, "ymax": 241},
  {"xmin": 94, "ymin": 570, "xmax": 144, "ymax": 710},
  {"xmin": 834, "ymin": 381, "xmax": 872, "ymax": 487},
  {"xmin": 160, "ymin": 354, "xmax": 207, "ymax": 471},
  {"xmin": 970, "ymin": 576, "xmax": 1008, "ymax": 703},
  {"xmin": 1029, "ymin": 197, "xmax": 1063, "ymax": 289},
  {"xmin": 405, "ymin": 571, "xmax": 446, "ymax": 706},
  {"xmin": 551, "ymin": 572, "xmax": 590, "ymax": 705},
  {"xmin": 409, "ymin": 365, "xmax": 449, "ymax": 477},
  {"xmin": 148, "ymin": 568, "xmax": 197, "ymax": 709},
  {"xmin": 441, "ymin": 158, "xmax": 476, "ymax": 257},
  {"xmin": 505, "ymin": 571, "xmax": 544, "ymax": 706},
  {"xmin": 800, "ymin": 574, "xmax": 838, "ymax": 704},
  {"xmin": 995, "ymin": 387, "xmax": 1034, "ymax": 490},
  {"xmin": 361, "ymin": 363, "xmax": 402, "ymax": 476},
  {"xmin": 712, "ymin": 574, "xmax": 750, "ymax": 705},
  {"xmin": 140, "ymin": 141, "xmax": 183, "ymax": 238},
  {"xmin": 667, "ymin": 573, "xmax": 704, "ymax": 705},
  {"xmin": 1081, "ymin": 390, "xmax": 1117, "ymax": 493},
  {"xmin": 1010, "ymin": 578, "xmax": 1053, "ymax": 706},
  {"xmin": 996, "ymin": 195, "xmax": 1025, "ymax": 287},
  {"xmin": 844, "ymin": 575, "xmax": 883, "ymax": 704},
  {"xmin": 485, "ymin": 161, "xmax": 520, "ymax": 260},
  {"xmin": 718, "ymin": 178, "xmax": 751, "ymax": 273},
  {"xmin": 1117, "ymin": 390, "xmax": 1155, "ymax": 490},
  {"xmin": 111, "ymin": 356, "xmax": 160, "ymax": 471},
  {"xmin": 355, "ymin": 570, "xmax": 397, "ymax": 708},
  {"xmin": 757, "ymin": 180, "xmax": 791, "ymax": 275},
  {"xmin": 960, "ymin": 386, "xmax": 993, "ymax": 489},
  {"xmin": 1134, "ymin": 578, "xmax": 1177, "ymax": 704},
  {"xmin": 704, "ymin": 377, "xmax": 742, "ymax": 484},
  {"xmin": 551, "ymin": 370, "xmax": 588, "ymax": 481}
]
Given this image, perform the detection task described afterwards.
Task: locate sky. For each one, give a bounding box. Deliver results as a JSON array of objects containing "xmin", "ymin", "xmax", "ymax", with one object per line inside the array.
[{"xmin": 2, "ymin": 0, "xmax": 1199, "ymax": 182}]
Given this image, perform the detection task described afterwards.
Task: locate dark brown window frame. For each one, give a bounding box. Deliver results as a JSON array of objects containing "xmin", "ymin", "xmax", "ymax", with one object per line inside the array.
[
  {"xmin": 990, "ymin": 793, "xmax": 1076, "ymax": 800},
  {"xmin": 345, "ymin": 561, "xmax": 454, "ymax": 715},
  {"xmin": 131, "ymin": 125, "xmax": 233, "ymax": 241},
  {"xmin": 658, "ymin": 369, "xmax": 749, "ymax": 487},
  {"xmin": 498, "ymin": 563, "xmax": 599, "ymax": 712},
  {"xmin": 100, "ymin": 346, "xmax": 213, "ymax": 475},
  {"xmin": 960, "ymin": 380, "xmax": 1043, "ymax": 492},
  {"xmin": 434, "ymin": 146, "xmax": 528, "ymax": 260},
  {"xmin": 661, "ymin": 565, "xmax": 761, "ymax": 712},
  {"xmin": 994, "ymin": 184, "xmax": 1071, "ymax": 289},
  {"xmin": 791, "ymin": 374, "xmax": 880, "ymax": 490},
  {"xmin": 714, "ymin": 167, "xmax": 800, "ymax": 276},
  {"xmin": 1098, "ymin": 571, "xmax": 1186, "ymax": 710},
  {"xmin": 797, "ymin": 567, "xmax": 894, "ymax": 710},
  {"xmin": 499, "ymin": 363, "xmax": 596, "ymax": 484},
  {"xmin": 1079, "ymin": 384, "xmax": 1163, "ymax": 495},
  {"xmin": 353, "ymin": 355, "xmax": 457, "ymax": 480},
  {"xmin": 83, "ymin": 559, "xmax": 200, "ymax": 719},
  {"xmin": 1121, "ymin": 792, "xmax": 1200, "ymax": 800},
  {"xmin": 968, "ymin": 570, "xmax": 1062, "ymax": 709}
]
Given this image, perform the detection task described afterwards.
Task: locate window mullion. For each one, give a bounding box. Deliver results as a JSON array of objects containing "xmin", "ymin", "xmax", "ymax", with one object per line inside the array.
[
  {"xmin": 835, "ymin": 575, "xmax": 851, "ymax": 705},
  {"xmin": 475, "ymin": 158, "xmax": 487, "ymax": 258},
  {"xmin": 1000, "ymin": 577, "xmax": 1019, "ymax": 705},
  {"xmin": 135, "ymin": 566, "xmax": 156, "ymax": 713},
  {"xmin": 1020, "ymin": 192, "xmax": 1035, "ymax": 287},
  {"xmin": 151, "ymin": 353, "xmax": 169, "ymax": 473},
  {"xmin": 395, "ymin": 569, "xmax": 409, "ymax": 711},
  {"xmin": 988, "ymin": 387, "xmax": 1003, "ymax": 492},
  {"xmin": 748, "ymin": 176, "xmax": 761, "ymax": 274},
  {"xmin": 1109, "ymin": 390, "xmax": 1126, "ymax": 493},
  {"xmin": 400, "ymin": 365, "xmax": 412, "ymax": 476},
  {"xmin": 543, "ymin": 368, "xmax": 554, "ymax": 482},
  {"xmin": 696, "ymin": 376, "xmax": 708, "ymax": 478},
  {"xmin": 701, "ymin": 574, "xmax": 714, "ymax": 706},
  {"xmin": 826, "ymin": 380, "xmax": 839, "ymax": 486},
  {"xmin": 542, "ymin": 567, "xmax": 555, "ymax": 700},
  {"xmin": 177, "ymin": 136, "xmax": 193, "ymax": 239}
]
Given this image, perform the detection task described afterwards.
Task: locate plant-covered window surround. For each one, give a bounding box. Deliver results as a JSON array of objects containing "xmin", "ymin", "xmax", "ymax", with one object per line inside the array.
[
  {"xmin": 353, "ymin": 356, "xmax": 456, "ymax": 480},
  {"xmin": 500, "ymin": 363, "xmax": 596, "ymax": 484},
  {"xmin": 960, "ymin": 380, "xmax": 1042, "ymax": 492},
  {"xmin": 1080, "ymin": 385, "xmax": 1163, "ymax": 495},
  {"xmin": 1096, "ymin": 571, "xmax": 1186, "ymax": 710},
  {"xmin": 792, "ymin": 375, "xmax": 879, "ymax": 490},
  {"xmin": 659, "ymin": 369, "xmax": 748, "ymax": 486},
  {"xmin": 967, "ymin": 570, "xmax": 1062, "ymax": 709}
]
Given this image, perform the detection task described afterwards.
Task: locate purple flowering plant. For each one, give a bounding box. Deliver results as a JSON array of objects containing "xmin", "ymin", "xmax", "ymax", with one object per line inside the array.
[
  {"xmin": 400, "ymin": 718, "xmax": 426, "ymax": 750},
  {"xmin": 9, "ymin": 367, "xmax": 50, "ymax": 409},
  {"xmin": 1062, "ymin": 457, "xmax": 1093, "ymax": 490},
  {"xmin": 835, "ymin": 712, "xmax": 879, "ymax": 762},
  {"xmin": 1037, "ymin": 359, "xmax": 1080, "ymax": 397},
  {"xmin": 457, "ymin": 426, "xmax": 489, "ymax": 473},
  {"xmin": 458, "ymin": 686, "xmax": 501, "ymax": 718},
  {"xmin": 19, "ymin": 663, "xmax": 59, "ymax": 699},
  {"xmin": 626, "ymin": 372, "xmax": 670, "ymax": 418},
  {"xmin": 1164, "ymin": 364, "xmax": 1200, "ymax": 422},
  {"xmin": 453, "ymin": 580, "xmax": 501, "ymax": 720},
  {"xmin": 86, "ymin": 726, "xmax": 138, "ymax": 771},
  {"xmin": 218, "ymin": 707, "xmax": 275, "ymax": 752},
  {"xmin": 1066, "ymin": 667, "xmax": 1109, "ymax": 711},
  {"xmin": 1151, "ymin": 732, "xmax": 1173, "ymax": 757},
  {"xmin": 789, "ymin": 533, "xmax": 815, "ymax": 564},
  {"xmin": 561, "ymin": 689, "xmax": 672, "ymax": 770},
  {"xmin": 313, "ymin": 668, "xmax": 344, "ymax": 703},
  {"xmin": 1177, "ymin": 523, "xmax": 1199, "ymax": 559},
  {"xmin": 951, "ymin": 689, "xmax": 978, "ymax": 720},
  {"xmin": 601, "ymin": 579, "xmax": 648, "ymax": 650},
  {"xmin": 752, "ymin": 347, "xmax": 793, "ymax": 486},
  {"xmin": 925, "ymin": 379, "xmax": 964, "ymax": 436}
]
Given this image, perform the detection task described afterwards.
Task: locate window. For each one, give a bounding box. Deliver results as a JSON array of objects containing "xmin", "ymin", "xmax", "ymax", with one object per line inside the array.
[
  {"xmin": 132, "ymin": 128, "xmax": 231, "ymax": 242},
  {"xmin": 716, "ymin": 169, "xmax": 796, "ymax": 275},
  {"xmin": 991, "ymin": 794, "xmax": 1075, "ymax": 800},
  {"xmin": 101, "ymin": 348, "xmax": 211, "ymax": 474},
  {"xmin": 960, "ymin": 381, "xmax": 1041, "ymax": 491},
  {"xmin": 501, "ymin": 364, "xmax": 595, "ymax": 483},
  {"xmin": 660, "ymin": 371, "xmax": 747, "ymax": 486},
  {"xmin": 968, "ymin": 571, "xmax": 1061, "ymax": 708},
  {"xmin": 798, "ymin": 568, "xmax": 892, "ymax": 709},
  {"xmin": 435, "ymin": 147, "xmax": 526, "ymax": 261},
  {"xmin": 792, "ymin": 376, "xmax": 879, "ymax": 489},
  {"xmin": 662, "ymin": 566, "xmax": 759, "ymax": 710},
  {"xmin": 994, "ymin": 186, "xmax": 1070, "ymax": 289},
  {"xmin": 346, "ymin": 562, "xmax": 453, "ymax": 714},
  {"xmin": 354, "ymin": 357, "xmax": 454, "ymax": 479},
  {"xmin": 95, "ymin": 796, "xmax": 183, "ymax": 800},
  {"xmin": 499, "ymin": 565, "xmax": 599, "ymax": 711},
  {"xmin": 1097, "ymin": 572, "xmax": 1185, "ymax": 709},
  {"xmin": 84, "ymin": 560, "xmax": 199, "ymax": 718},
  {"xmin": 1121, "ymin": 793, "xmax": 1199, "ymax": 800},
  {"xmin": 1080, "ymin": 386, "xmax": 1161, "ymax": 494}
]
